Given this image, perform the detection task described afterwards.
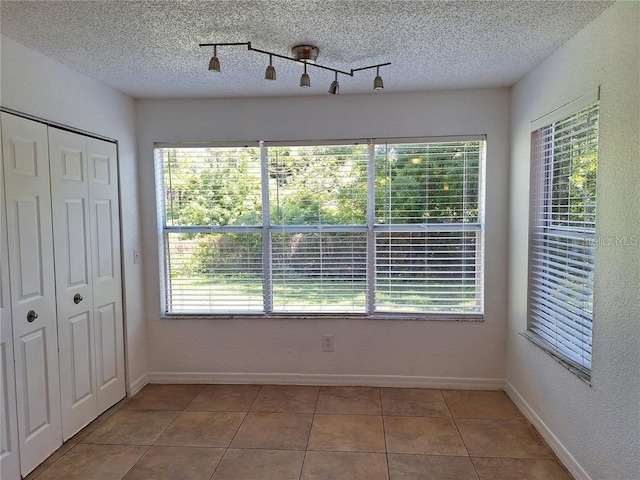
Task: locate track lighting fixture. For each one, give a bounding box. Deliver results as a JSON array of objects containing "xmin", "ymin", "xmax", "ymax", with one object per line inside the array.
[
  {"xmin": 265, "ymin": 54, "xmax": 276, "ymax": 80},
  {"xmin": 208, "ymin": 45, "xmax": 220, "ymax": 72},
  {"xmin": 300, "ymin": 61, "xmax": 311, "ymax": 88},
  {"xmin": 328, "ymin": 71, "xmax": 339, "ymax": 95},
  {"xmin": 200, "ymin": 41, "xmax": 390, "ymax": 94}
]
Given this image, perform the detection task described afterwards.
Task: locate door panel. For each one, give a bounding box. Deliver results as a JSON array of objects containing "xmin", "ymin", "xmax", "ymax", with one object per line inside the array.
[
  {"xmin": 1, "ymin": 112, "xmax": 61, "ymax": 476},
  {"xmin": 19, "ymin": 329, "xmax": 50, "ymax": 437},
  {"xmin": 14, "ymin": 197, "xmax": 45, "ymax": 299},
  {"xmin": 0, "ymin": 132, "xmax": 20, "ymax": 480},
  {"xmin": 69, "ymin": 312, "xmax": 93, "ymax": 403},
  {"xmin": 87, "ymin": 138, "xmax": 125, "ymax": 413},
  {"xmin": 48, "ymin": 128, "xmax": 97, "ymax": 441},
  {"xmin": 94, "ymin": 200, "xmax": 114, "ymax": 279},
  {"xmin": 65, "ymin": 199, "xmax": 89, "ymax": 286},
  {"xmin": 96, "ymin": 302, "xmax": 117, "ymax": 386}
]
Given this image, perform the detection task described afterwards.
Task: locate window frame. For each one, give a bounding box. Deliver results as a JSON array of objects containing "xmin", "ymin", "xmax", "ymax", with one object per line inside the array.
[
  {"xmin": 155, "ymin": 136, "xmax": 486, "ymax": 320},
  {"xmin": 524, "ymin": 91, "xmax": 599, "ymax": 382}
]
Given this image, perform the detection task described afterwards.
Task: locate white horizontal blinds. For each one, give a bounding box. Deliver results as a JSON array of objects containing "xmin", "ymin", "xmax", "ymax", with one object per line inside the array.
[
  {"xmin": 374, "ymin": 142, "xmax": 484, "ymax": 314},
  {"xmin": 271, "ymin": 232, "xmax": 367, "ymax": 312},
  {"xmin": 158, "ymin": 147, "xmax": 264, "ymax": 313},
  {"xmin": 156, "ymin": 138, "xmax": 485, "ymax": 317},
  {"xmin": 375, "ymin": 231, "xmax": 481, "ymax": 313},
  {"xmin": 165, "ymin": 232, "xmax": 263, "ymax": 313},
  {"xmin": 528, "ymin": 103, "xmax": 599, "ymax": 375},
  {"xmin": 374, "ymin": 142, "xmax": 481, "ymax": 224},
  {"xmin": 268, "ymin": 145, "xmax": 368, "ymax": 313}
]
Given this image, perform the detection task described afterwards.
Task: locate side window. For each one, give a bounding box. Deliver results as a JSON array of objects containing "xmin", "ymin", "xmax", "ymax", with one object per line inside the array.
[{"xmin": 527, "ymin": 102, "xmax": 599, "ymax": 380}]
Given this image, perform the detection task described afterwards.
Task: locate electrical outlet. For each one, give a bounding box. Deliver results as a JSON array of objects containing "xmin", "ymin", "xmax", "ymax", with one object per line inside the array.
[{"xmin": 322, "ymin": 335, "xmax": 334, "ymax": 352}]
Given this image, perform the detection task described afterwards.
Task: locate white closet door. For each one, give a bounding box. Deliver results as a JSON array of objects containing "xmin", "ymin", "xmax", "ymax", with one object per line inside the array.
[
  {"xmin": 87, "ymin": 138, "xmax": 125, "ymax": 413},
  {"xmin": 0, "ymin": 127, "xmax": 21, "ymax": 480},
  {"xmin": 49, "ymin": 128, "xmax": 98, "ymax": 440},
  {"xmin": 1, "ymin": 113, "xmax": 62, "ymax": 476}
]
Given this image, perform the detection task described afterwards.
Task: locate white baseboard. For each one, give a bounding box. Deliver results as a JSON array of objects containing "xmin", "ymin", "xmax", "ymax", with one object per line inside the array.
[
  {"xmin": 128, "ymin": 372, "xmax": 149, "ymax": 397},
  {"xmin": 505, "ymin": 380, "xmax": 591, "ymax": 480},
  {"xmin": 146, "ymin": 372, "xmax": 505, "ymax": 390}
]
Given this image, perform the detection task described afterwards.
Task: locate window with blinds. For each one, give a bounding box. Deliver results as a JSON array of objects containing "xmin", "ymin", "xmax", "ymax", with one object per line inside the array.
[
  {"xmin": 156, "ymin": 138, "xmax": 485, "ymax": 317},
  {"xmin": 374, "ymin": 142, "xmax": 483, "ymax": 314},
  {"xmin": 527, "ymin": 102, "xmax": 599, "ymax": 379}
]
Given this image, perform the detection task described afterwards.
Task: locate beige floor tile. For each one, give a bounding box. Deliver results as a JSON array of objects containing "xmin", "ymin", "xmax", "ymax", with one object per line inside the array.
[
  {"xmin": 212, "ymin": 448, "xmax": 304, "ymax": 480},
  {"xmin": 230, "ymin": 412, "xmax": 313, "ymax": 450},
  {"xmin": 307, "ymin": 414, "xmax": 386, "ymax": 452},
  {"xmin": 23, "ymin": 442, "xmax": 76, "ymax": 480},
  {"xmin": 122, "ymin": 384, "xmax": 203, "ymax": 411},
  {"xmin": 156, "ymin": 411, "xmax": 245, "ymax": 447},
  {"xmin": 82, "ymin": 410, "xmax": 179, "ymax": 445},
  {"xmin": 250, "ymin": 385, "xmax": 319, "ymax": 413},
  {"xmin": 301, "ymin": 451, "xmax": 389, "ymax": 480},
  {"xmin": 388, "ymin": 454, "xmax": 479, "ymax": 480},
  {"xmin": 186, "ymin": 384, "xmax": 261, "ymax": 412},
  {"xmin": 381, "ymin": 388, "xmax": 450, "ymax": 417},
  {"xmin": 442, "ymin": 390, "xmax": 523, "ymax": 419},
  {"xmin": 384, "ymin": 416, "xmax": 467, "ymax": 455},
  {"xmin": 316, "ymin": 386, "xmax": 382, "ymax": 414},
  {"xmin": 456, "ymin": 419, "xmax": 553, "ymax": 458},
  {"xmin": 35, "ymin": 444, "xmax": 147, "ymax": 480},
  {"xmin": 68, "ymin": 400, "xmax": 126, "ymax": 443},
  {"xmin": 472, "ymin": 457, "xmax": 572, "ymax": 480},
  {"xmin": 122, "ymin": 446, "xmax": 225, "ymax": 480}
]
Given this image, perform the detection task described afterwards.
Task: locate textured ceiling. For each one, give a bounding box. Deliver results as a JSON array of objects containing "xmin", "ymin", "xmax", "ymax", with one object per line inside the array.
[{"xmin": 0, "ymin": 0, "xmax": 614, "ymax": 99}]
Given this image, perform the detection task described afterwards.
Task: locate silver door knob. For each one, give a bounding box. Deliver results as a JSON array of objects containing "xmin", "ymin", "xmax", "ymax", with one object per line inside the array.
[
  {"xmin": 27, "ymin": 310, "xmax": 38, "ymax": 322},
  {"xmin": 74, "ymin": 293, "xmax": 83, "ymax": 304}
]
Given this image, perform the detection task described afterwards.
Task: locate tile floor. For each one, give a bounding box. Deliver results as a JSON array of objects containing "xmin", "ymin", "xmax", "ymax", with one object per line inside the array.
[{"xmin": 26, "ymin": 384, "xmax": 574, "ymax": 480}]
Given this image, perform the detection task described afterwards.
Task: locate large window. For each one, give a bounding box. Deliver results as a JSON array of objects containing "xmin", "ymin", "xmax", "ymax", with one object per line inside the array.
[
  {"xmin": 156, "ymin": 138, "xmax": 485, "ymax": 318},
  {"xmin": 527, "ymin": 101, "xmax": 599, "ymax": 379}
]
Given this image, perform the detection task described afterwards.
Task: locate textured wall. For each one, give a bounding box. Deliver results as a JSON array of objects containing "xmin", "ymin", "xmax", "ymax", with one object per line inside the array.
[
  {"xmin": 136, "ymin": 88, "xmax": 511, "ymax": 383},
  {"xmin": 0, "ymin": 35, "xmax": 148, "ymax": 391},
  {"xmin": 507, "ymin": 2, "xmax": 640, "ymax": 479}
]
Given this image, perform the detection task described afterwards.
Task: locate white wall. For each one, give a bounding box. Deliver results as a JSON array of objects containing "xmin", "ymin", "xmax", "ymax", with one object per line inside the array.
[
  {"xmin": 506, "ymin": 2, "xmax": 640, "ymax": 480},
  {"xmin": 137, "ymin": 88, "xmax": 511, "ymax": 386},
  {"xmin": 0, "ymin": 35, "xmax": 148, "ymax": 392}
]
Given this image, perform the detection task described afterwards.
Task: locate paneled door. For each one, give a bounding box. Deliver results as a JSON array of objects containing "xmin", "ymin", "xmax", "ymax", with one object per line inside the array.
[
  {"xmin": 49, "ymin": 128, "xmax": 98, "ymax": 441},
  {"xmin": 1, "ymin": 113, "xmax": 62, "ymax": 476},
  {"xmin": 0, "ymin": 126, "xmax": 21, "ymax": 480},
  {"xmin": 49, "ymin": 129, "xmax": 125, "ymax": 439},
  {"xmin": 87, "ymin": 138, "xmax": 125, "ymax": 414}
]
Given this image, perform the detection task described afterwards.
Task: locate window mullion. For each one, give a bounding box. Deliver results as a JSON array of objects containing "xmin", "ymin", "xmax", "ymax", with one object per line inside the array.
[
  {"xmin": 366, "ymin": 140, "xmax": 376, "ymax": 315},
  {"xmin": 260, "ymin": 141, "xmax": 273, "ymax": 313}
]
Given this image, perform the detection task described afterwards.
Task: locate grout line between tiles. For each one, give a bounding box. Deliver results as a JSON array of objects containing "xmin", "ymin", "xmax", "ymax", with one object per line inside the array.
[
  {"xmin": 379, "ymin": 387, "xmax": 392, "ymax": 480},
  {"xmin": 118, "ymin": 444, "xmax": 152, "ymax": 480},
  {"xmin": 299, "ymin": 384, "xmax": 321, "ymax": 479}
]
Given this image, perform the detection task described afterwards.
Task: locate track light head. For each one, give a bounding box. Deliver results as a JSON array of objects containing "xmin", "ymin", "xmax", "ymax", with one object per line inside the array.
[
  {"xmin": 373, "ymin": 66, "xmax": 383, "ymax": 90},
  {"xmin": 209, "ymin": 56, "xmax": 220, "ymax": 72},
  {"xmin": 265, "ymin": 65, "xmax": 276, "ymax": 80},
  {"xmin": 300, "ymin": 62, "xmax": 310, "ymax": 88},
  {"xmin": 208, "ymin": 46, "xmax": 220, "ymax": 72},
  {"xmin": 329, "ymin": 72, "xmax": 339, "ymax": 94},
  {"xmin": 265, "ymin": 55, "xmax": 276, "ymax": 80}
]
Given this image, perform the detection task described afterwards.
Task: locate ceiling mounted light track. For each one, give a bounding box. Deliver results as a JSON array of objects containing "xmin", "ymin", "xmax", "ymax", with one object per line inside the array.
[{"xmin": 200, "ymin": 41, "xmax": 390, "ymax": 94}]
